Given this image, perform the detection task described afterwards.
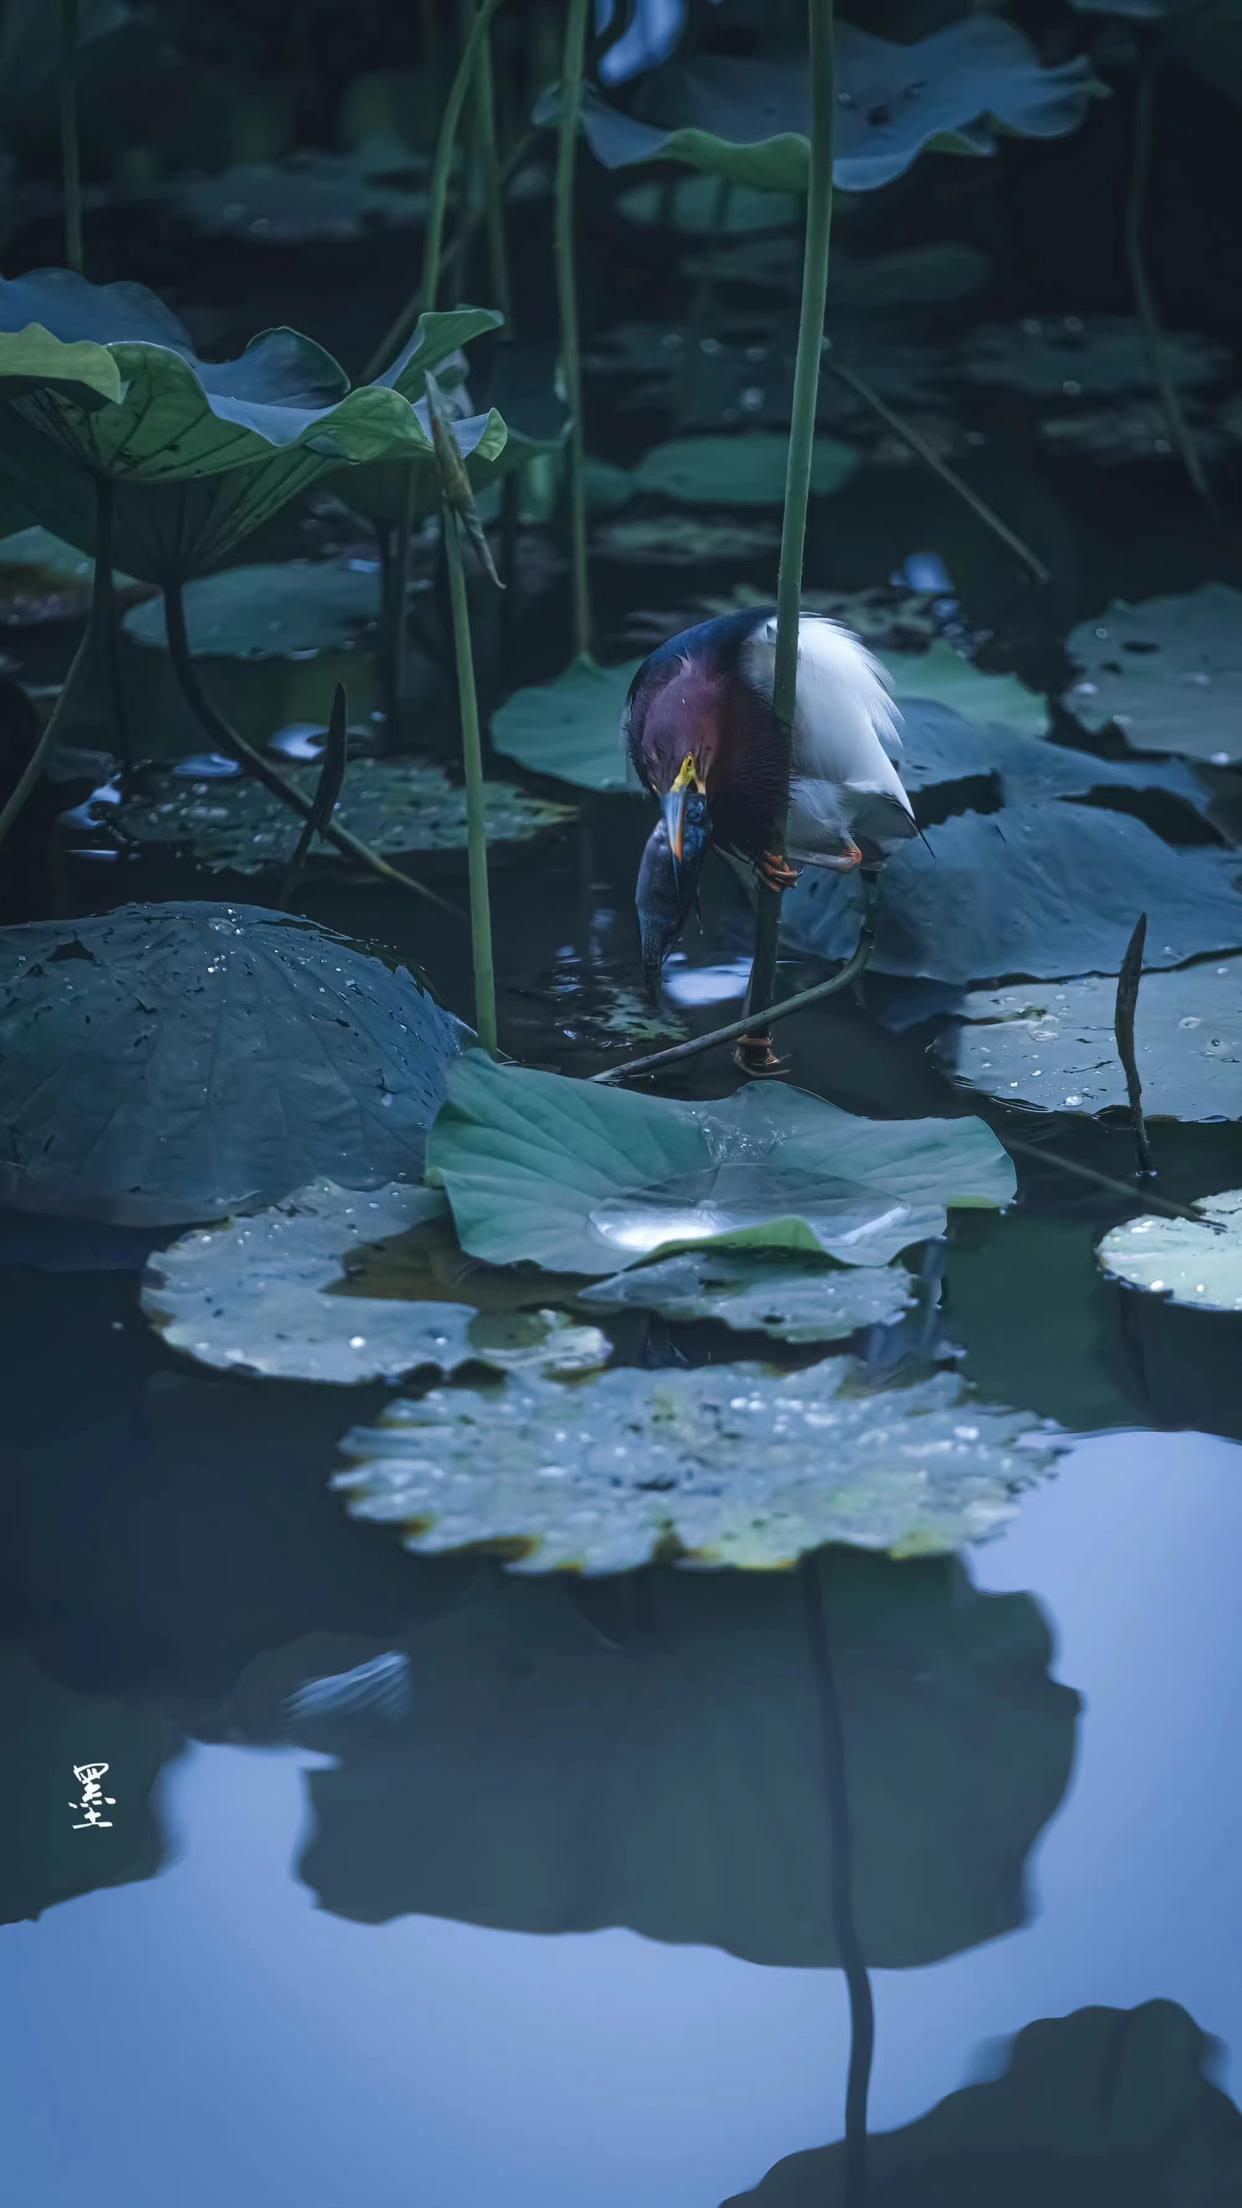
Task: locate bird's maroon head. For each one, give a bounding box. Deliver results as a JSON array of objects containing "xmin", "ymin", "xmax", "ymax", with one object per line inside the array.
[{"xmin": 635, "ymin": 652, "xmax": 724, "ymax": 861}]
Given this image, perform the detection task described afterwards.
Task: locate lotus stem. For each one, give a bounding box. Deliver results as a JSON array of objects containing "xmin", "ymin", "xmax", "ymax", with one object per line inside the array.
[
  {"xmin": 592, "ymin": 931, "xmax": 870, "ymax": 1084},
  {"xmin": 161, "ymin": 580, "xmax": 456, "ymax": 922},
  {"xmin": 477, "ymin": 13, "xmax": 512, "ymax": 328},
  {"xmin": 59, "ymin": 0, "xmax": 84, "ymax": 275},
  {"xmin": 442, "ymin": 509, "xmax": 499, "ymax": 1054},
  {"xmin": 826, "ymin": 355, "xmax": 1050, "ymax": 586},
  {"xmin": 1125, "ymin": 54, "xmax": 1214, "ymax": 512},
  {"xmin": 93, "ymin": 476, "xmax": 133, "ymax": 784},
  {"xmin": 279, "ymin": 682, "xmax": 349, "ymax": 909},
  {"xmin": 555, "ymin": 0, "xmax": 593, "ymax": 662},
  {"xmin": 741, "ymin": 0, "xmax": 835, "ymax": 1068}
]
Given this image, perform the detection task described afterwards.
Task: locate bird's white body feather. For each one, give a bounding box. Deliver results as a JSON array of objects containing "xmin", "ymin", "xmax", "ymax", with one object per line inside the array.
[{"xmin": 741, "ymin": 613, "xmax": 916, "ymax": 865}]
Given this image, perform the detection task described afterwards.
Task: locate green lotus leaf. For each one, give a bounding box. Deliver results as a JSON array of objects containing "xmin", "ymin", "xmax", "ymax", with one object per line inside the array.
[
  {"xmin": 1097, "ymin": 1189, "xmax": 1242, "ymax": 1312},
  {"xmin": 1040, "ymin": 395, "xmax": 1226, "ymax": 466},
  {"xmin": 935, "ymin": 960, "xmax": 1242, "ymax": 1120},
  {"xmin": 965, "ymin": 313, "xmax": 1230, "ymax": 396},
  {"xmin": 724, "ymin": 2002, "xmax": 1242, "ymax": 2205},
  {"xmin": 580, "ymin": 1246, "xmax": 916, "ymax": 1341},
  {"xmin": 124, "ymin": 555, "xmax": 380, "ymax": 659},
  {"xmin": 143, "ymin": 1179, "xmax": 610, "ymax": 1385},
  {"xmin": 491, "ymin": 653, "xmax": 639, "ymax": 792},
  {"xmin": 563, "ymin": 21, "xmax": 1099, "ymax": 194},
  {"xmin": 634, "ymin": 432, "xmax": 859, "ymax": 506},
  {"xmin": 280, "ymin": 1556, "xmax": 1077, "ymax": 1962},
  {"xmin": 167, "ymin": 138, "xmax": 429, "ymax": 246},
  {"xmin": 893, "ymin": 697, "xmax": 1209, "ymax": 814},
  {"xmin": 594, "ymin": 510, "xmax": 779, "ymax": 564},
  {"xmin": 425, "ymin": 1053, "xmax": 1016, "ymax": 1277},
  {"xmin": 784, "ymin": 802, "xmax": 1242, "ymax": 984},
  {"xmin": 626, "ymin": 330, "xmax": 942, "ymax": 433},
  {"xmin": 889, "ymin": 640, "xmax": 1049, "ymax": 735},
  {"xmin": 0, "ymin": 903, "xmax": 465, "ymax": 1227},
  {"xmin": 342, "ymin": 337, "xmax": 568, "ymax": 529},
  {"xmin": 336, "ymin": 1357, "xmax": 1063, "ymax": 1569},
  {"xmin": 1063, "ymin": 584, "xmax": 1242, "ymax": 763}
]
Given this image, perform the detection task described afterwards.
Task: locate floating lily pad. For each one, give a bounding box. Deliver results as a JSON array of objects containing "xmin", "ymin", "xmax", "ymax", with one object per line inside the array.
[
  {"xmin": 965, "ymin": 314, "xmax": 1230, "ymax": 396},
  {"xmin": 1063, "ymin": 585, "xmax": 1242, "ymax": 763},
  {"xmin": 1039, "ymin": 396, "xmax": 1226, "ymax": 466},
  {"xmin": 625, "ymin": 583, "xmax": 942, "ymax": 654},
  {"xmin": 889, "ymin": 640, "xmax": 1049, "ymax": 735},
  {"xmin": 124, "ymin": 556, "xmax": 380, "ymax": 660},
  {"xmin": 1097, "ymin": 1190, "xmax": 1242, "ymax": 1312},
  {"xmin": 336, "ymin": 1358, "xmax": 1062, "ymax": 1570},
  {"xmin": 894, "ymin": 697, "xmax": 1209, "ymax": 813},
  {"xmin": 0, "ymin": 903, "xmax": 465, "ymax": 1226},
  {"xmin": 593, "ymin": 511, "xmax": 780, "ymax": 564},
  {"xmin": 935, "ymin": 960, "xmax": 1242, "ymax": 1120},
  {"xmin": 581, "ymin": 1246, "xmax": 915, "ymax": 1341},
  {"xmin": 490, "ymin": 654, "xmax": 639, "ymax": 792},
  {"xmin": 634, "ymin": 433, "xmax": 859, "ymax": 506},
  {"xmin": 143, "ymin": 1179, "xmax": 610, "ymax": 1384},
  {"xmin": 426, "ymin": 1053, "xmax": 1015, "ymax": 1277},
  {"xmin": 784, "ymin": 802, "xmax": 1242, "ymax": 984},
  {"xmin": 568, "ymin": 21, "xmax": 1097, "ymax": 194},
  {"xmin": 117, "ymin": 752, "xmax": 572, "ymax": 873},
  {"xmin": 169, "ymin": 138, "xmax": 428, "ymax": 245},
  {"xmin": 625, "ymin": 330, "xmax": 943, "ymax": 433}
]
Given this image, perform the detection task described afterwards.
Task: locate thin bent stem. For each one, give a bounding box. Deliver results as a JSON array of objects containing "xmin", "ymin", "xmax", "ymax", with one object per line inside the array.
[
  {"xmin": 592, "ymin": 933, "xmax": 870, "ymax": 1085},
  {"xmin": 742, "ymin": 0, "xmax": 835, "ymax": 1063},
  {"xmin": 442, "ymin": 510, "xmax": 498, "ymax": 1053},
  {"xmin": 555, "ymin": 0, "xmax": 593, "ymax": 662},
  {"xmin": 1001, "ymin": 1128, "xmax": 1213, "ymax": 1226},
  {"xmin": 59, "ymin": 0, "xmax": 83, "ymax": 275},
  {"xmin": 1125, "ymin": 55, "xmax": 1214, "ymax": 511},
  {"xmin": 161, "ymin": 580, "xmax": 456, "ymax": 920},
  {"xmin": 827, "ymin": 356, "xmax": 1050, "ymax": 586}
]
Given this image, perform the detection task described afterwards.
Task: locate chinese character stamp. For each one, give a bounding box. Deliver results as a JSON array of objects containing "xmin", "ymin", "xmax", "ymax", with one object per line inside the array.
[{"xmin": 70, "ymin": 1761, "xmax": 116, "ymax": 1830}]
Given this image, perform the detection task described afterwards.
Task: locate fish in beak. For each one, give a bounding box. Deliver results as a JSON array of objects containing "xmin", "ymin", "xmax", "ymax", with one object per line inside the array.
[{"xmin": 661, "ymin": 754, "xmax": 707, "ymax": 871}]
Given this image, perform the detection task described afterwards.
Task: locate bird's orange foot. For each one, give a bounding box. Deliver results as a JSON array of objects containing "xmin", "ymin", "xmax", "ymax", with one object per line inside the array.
[
  {"xmin": 757, "ymin": 851, "xmax": 801, "ymax": 894},
  {"xmin": 733, "ymin": 1030, "xmax": 790, "ymax": 1078},
  {"xmin": 821, "ymin": 841, "xmax": 864, "ymax": 875}
]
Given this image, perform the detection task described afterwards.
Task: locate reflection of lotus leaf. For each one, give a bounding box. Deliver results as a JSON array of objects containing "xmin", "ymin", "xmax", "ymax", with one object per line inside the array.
[
  {"xmin": 935, "ymin": 961, "xmax": 1242, "ymax": 1121},
  {"xmin": 491, "ymin": 653, "xmax": 639, "ymax": 792},
  {"xmin": 635, "ymin": 433, "xmax": 859, "ymax": 506},
  {"xmin": 337, "ymin": 1360, "xmax": 1063, "ymax": 1567},
  {"xmin": 724, "ymin": 2001, "xmax": 1242, "ymax": 2204},
  {"xmin": 282, "ymin": 1552, "xmax": 1077, "ymax": 1963},
  {"xmin": 143, "ymin": 1179, "xmax": 610, "ymax": 1384},
  {"xmin": 1098, "ymin": 1190, "xmax": 1242, "ymax": 1313},
  {"xmin": 571, "ymin": 21, "xmax": 1098, "ymax": 193},
  {"xmin": 0, "ymin": 904, "xmax": 465, "ymax": 1225},
  {"xmin": 784, "ymin": 803, "xmax": 1242, "ymax": 984},
  {"xmin": 427, "ymin": 1055, "xmax": 1015, "ymax": 1276},
  {"xmin": 581, "ymin": 1246, "xmax": 915, "ymax": 1341},
  {"xmin": 966, "ymin": 314, "xmax": 1230, "ymax": 396},
  {"xmin": 1063, "ymin": 585, "xmax": 1242, "ymax": 763}
]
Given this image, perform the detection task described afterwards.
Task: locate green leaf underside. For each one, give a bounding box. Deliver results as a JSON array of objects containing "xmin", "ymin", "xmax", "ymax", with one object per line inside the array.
[
  {"xmin": 335, "ymin": 1359, "xmax": 1064, "ymax": 1571},
  {"xmin": 1097, "ymin": 1190, "xmax": 1242, "ymax": 1313},
  {"xmin": 581, "ymin": 1247, "xmax": 915, "ymax": 1341},
  {"xmin": 1063, "ymin": 584, "xmax": 1242, "ymax": 763},
  {"xmin": 426, "ymin": 1054, "xmax": 1015, "ymax": 1278},
  {"xmin": 143, "ymin": 1180, "xmax": 610, "ymax": 1384},
  {"xmin": 936, "ymin": 960, "xmax": 1242, "ymax": 1121}
]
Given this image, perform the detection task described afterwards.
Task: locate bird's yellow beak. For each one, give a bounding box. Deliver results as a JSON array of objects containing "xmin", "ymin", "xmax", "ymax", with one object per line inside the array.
[{"xmin": 662, "ymin": 754, "xmax": 705, "ymax": 860}]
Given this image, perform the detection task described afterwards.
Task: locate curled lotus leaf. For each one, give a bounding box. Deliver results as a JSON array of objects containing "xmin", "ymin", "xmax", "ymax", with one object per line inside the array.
[
  {"xmin": 1097, "ymin": 1190, "xmax": 1242, "ymax": 1314},
  {"xmin": 580, "ymin": 1246, "xmax": 916, "ymax": 1342},
  {"xmin": 1063, "ymin": 584, "xmax": 1242, "ymax": 764},
  {"xmin": 335, "ymin": 1358, "xmax": 1065, "ymax": 1571},
  {"xmin": 425, "ymin": 1052, "xmax": 1016, "ymax": 1277}
]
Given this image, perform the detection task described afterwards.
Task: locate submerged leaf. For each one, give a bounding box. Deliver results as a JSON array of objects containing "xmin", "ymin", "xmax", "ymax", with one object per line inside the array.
[
  {"xmin": 1063, "ymin": 584, "xmax": 1242, "ymax": 763},
  {"xmin": 336, "ymin": 1358, "xmax": 1063, "ymax": 1569},
  {"xmin": 1097, "ymin": 1190, "xmax": 1242, "ymax": 1313},
  {"xmin": 581, "ymin": 1246, "xmax": 915, "ymax": 1341},
  {"xmin": 426, "ymin": 1054, "xmax": 1015, "ymax": 1277}
]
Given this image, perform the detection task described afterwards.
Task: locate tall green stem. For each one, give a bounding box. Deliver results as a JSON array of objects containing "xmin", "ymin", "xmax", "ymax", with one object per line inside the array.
[
  {"xmin": 59, "ymin": 0, "xmax": 83, "ymax": 274},
  {"xmin": 740, "ymin": 0, "xmax": 835, "ymax": 1068},
  {"xmin": 477, "ymin": 15, "xmax": 512, "ymax": 327},
  {"xmin": 442, "ymin": 511, "xmax": 498, "ymax": 1053},
  {"xmin": 555, "ymin": 0, "xmax": 593, "ymax": 663},
  {"xmin": 1124, "ymin": 53, "xmax": 1213, "ymax": 512}
]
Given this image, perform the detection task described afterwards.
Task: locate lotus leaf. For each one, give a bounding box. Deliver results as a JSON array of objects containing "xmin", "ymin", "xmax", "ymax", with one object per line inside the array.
[
  {"xmin": 0, "ymin": 903, "xmax": 466, "ymax": 1226},
  {"xmin": 168, "ymin": 139, "xmax": 428, "ymax": 245},
  {"xmin": 935, "ymin": 960, "xmax": 1242, "ymax": 1120},
  {"xmin": 634, "ymin": 432, "xmax": 859, "ymax": 506},
  {"xmin": 1063, "ymin": 584, "xmax": 1242, "ymax": 763},
  {"xmin": 336, "ymin": 1357, "xmax": 1063, "ymax": 1569},
  {"xmin": 965, "ymin": 314, "xmax": 1230, "ymax": 396},
  {"xmin": 490, "ymin": 654, "xmax": 639, "ymax": 792},
  {"xmin": 625, "ymin": 582, "xmax": 941, "ymax": 653},
  {"xmin": 426, "ymin": 1053, "xmax": 1015, "ymax": 1277},
  {"xmin": 279, "ymin": 1557, "xmax": 1077, "ymax": 1964},
  {"xmin": 685, "ymin": 238, "xmax": 989, "ymax": 306},
  {"xmin": 724, "ymin": 2003, "xmax": 1242, "ymax": 2205},
  {"xmin": 580, "ymin": 1246, "xmax": 915, "ymax": 1341},
  {"xmin": 889, "ymin": 640, "xmax": 1049, "ymax": 735},
  {"xmin": 123, "ymin": 557, "xmax": 381, "ymax": 660},
  {"xmin": 1040, "ymin": 396, "xmax": 1226, "ymax": 466},
  {"xmin": 1097, "ymin": 1190, "xmax": 1242, "ymax": 1312},
  {"xmin": 0, "ymin": 523, "xmax": 140, "ymax": 622},
  {"xmin": 143, "ymin": 1179, "xmax": 610, "ymax": 1385},
  {"xmin": 568, "ymin": 21, "xmax": 1098, "ymax": 194},
  {"xmin": 893, "ymin": 697, "xmax": 1209, "ymax": 813},
  {"xmin": 593, "ymin": 511, "xmax": 779, "ymax": 563},
  {"xmin": 784, "ymin": 803, "xmax": 1242, "ymax": 984}
]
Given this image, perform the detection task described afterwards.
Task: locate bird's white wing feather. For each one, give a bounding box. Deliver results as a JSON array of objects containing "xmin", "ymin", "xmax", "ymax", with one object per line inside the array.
[{"xmin": 742, "ymin": 612, "xmax": 913, "ymax": 826}]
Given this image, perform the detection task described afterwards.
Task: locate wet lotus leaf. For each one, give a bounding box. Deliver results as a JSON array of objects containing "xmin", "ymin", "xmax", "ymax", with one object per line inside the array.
[
  {"xmin": 124, "ymin": 556, "xmax": 381, "ymax": 659},
  {"xmin": 0, "ymin": 902, "xmax": 466, "ymax": 1226},
  {"xmin": 724, "ymin": 2002, "xmax": 1242, "ymax": 2205},
  {"xmin": 336, "ymin": 1358, "xmax": 1063, "ymax": 1569},
  {"xmin": 1063, "ymin": 584, "xmax": 1242, "ymax": 763},
  {"xmin": 965, "ymin": 314, "xmax": 1230, "ymax": 396},
  {"xmin": 1097, "ymin": 1190, "xmax": 1242, "ymax": 1313},
  {"xmin": 580, "ymin": 1246, "xmax": 915, "ymax": 1341},
  {"xmin": 568, "ymin": 21, "xmax": 1097, "ymax": 194},
  {"xmin": 634, "ymin": 433, "xmax": 859, "ymax": 506},
  {"xmin": 426, "ymin": 1053, "xmax": 1016, "ymax": 1277},
  {"xmin": 593, "ymin": 511, "xmax": 780, "ymax": 564},
  {"xmin": 784, "ymin": 802, "xmax": 1242, "ymax": 985},
  {"xmin": 935, "ymin": 960, "xmax": 1242, "ymax": 1121},
  {"xmin": 168, "ymin": 137, "xmax": 429, "ymax": 244},
  {"xmin": 889, "ymin": 639, "xmax": 1049, "ymax": 734},
  {"xmin": 1039, "ymin": 396, "xmax": 1226, "ymax": 466},
  {"xmin": 894, "ymin": 697, "xmax": 1210, "ymax": 814},
  {"xmin": 143, "ymin": 1178, "xmax": 610, "ymax": 1384},
  {"xmin": 490, "ymin": 654, "xmax": 640, "ymax": 792},
  {"xmin": 117, "ymin": 753, "xmax": 571, "ymax": 874},
  {"xmin": 625, "ymin": 582, "xmax": 942, "ymax": 654},
  {"xmin": 617, "ymin": 176, "xmax": 800, "ymax": 232},
  {"xmin": 623, "ymin": 328, "xmax": 943, "ymax": 432}
]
